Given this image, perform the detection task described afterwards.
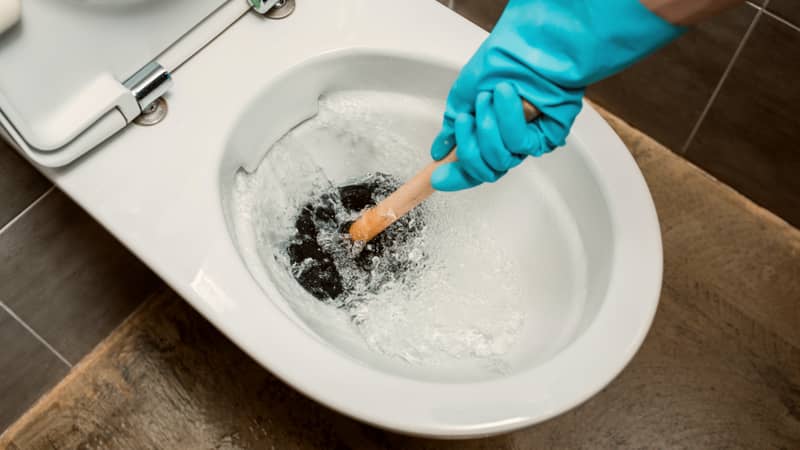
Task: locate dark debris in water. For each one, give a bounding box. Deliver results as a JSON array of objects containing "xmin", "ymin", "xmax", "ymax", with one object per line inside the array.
[{"xmin": 285, "ymin": 172, "xmax": 425, "ymax": 301}]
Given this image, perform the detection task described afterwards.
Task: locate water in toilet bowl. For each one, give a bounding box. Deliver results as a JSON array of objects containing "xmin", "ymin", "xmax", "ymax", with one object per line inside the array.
[
  {"xmin": 232, "ymin": 91, "xmax": 536, "ymax": 371},
  {"xmin": 284, "ymin": 171, "xmax": 427, "ymax": 303}
]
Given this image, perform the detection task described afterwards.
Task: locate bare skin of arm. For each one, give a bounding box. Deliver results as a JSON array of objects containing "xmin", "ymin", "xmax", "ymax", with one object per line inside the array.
[{"xmin": 641, "ymin": 0, "xmax": 746, "ymax": 25}]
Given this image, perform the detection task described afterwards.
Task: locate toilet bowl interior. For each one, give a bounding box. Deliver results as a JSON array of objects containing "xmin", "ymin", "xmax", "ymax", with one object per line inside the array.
[{"xmin": 220, "ymin": 51, "xmax": 614, "ymax": 383}]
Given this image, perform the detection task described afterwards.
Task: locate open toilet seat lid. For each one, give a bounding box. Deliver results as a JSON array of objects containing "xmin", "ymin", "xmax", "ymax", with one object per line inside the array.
[{"xmin": 0, "ymin": 0, "xmax": 237, "ymax": 166}]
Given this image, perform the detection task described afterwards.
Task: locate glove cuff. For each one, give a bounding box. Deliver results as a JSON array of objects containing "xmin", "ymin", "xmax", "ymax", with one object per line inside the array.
[
  {"xmin": 598, "ymin": 0, "xmax": 688, "ymax": 73},
  {"xmin": 498, "ymin": 0, "xmax": 686, "ymax": 86}
]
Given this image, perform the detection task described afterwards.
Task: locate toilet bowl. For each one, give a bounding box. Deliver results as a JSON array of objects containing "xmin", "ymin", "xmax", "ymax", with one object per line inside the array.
[{"xmin": 1, "ymin": 0, "xmax": 662, "ymax": 437}]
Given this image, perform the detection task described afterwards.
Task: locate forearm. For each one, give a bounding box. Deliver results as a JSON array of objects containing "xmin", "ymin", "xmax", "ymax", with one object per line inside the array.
[{"xmin": 641, "ymin": 0, "xmax": 745, "ymax": 25}]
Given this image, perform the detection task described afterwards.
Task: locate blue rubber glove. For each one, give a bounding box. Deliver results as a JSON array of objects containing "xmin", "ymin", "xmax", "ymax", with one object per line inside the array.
[{"xmin": 431, "ymin": 0, "xmax": 685, "ymax": 191}]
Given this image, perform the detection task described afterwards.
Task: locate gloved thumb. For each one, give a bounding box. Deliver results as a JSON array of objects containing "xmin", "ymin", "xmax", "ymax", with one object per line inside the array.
[
  {"xmin": 430, "ymin": 124, "xmax": 456, "ymax": 161},
  {"xmin": 430, "ymin": 161, "xmax": 482, "ymax": 191}
]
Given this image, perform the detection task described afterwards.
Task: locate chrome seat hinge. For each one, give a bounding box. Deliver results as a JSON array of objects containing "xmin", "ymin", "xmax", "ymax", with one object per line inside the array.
[
  {"xmin": 123, "ymin": 61, "xmax": 173, "ymax": 113},
  {"xmin": 249, "ymin": 0, "xmax": 295, "ymax": 18},
  {"xmin": 248, "ymin": 0, "xmax": 280, "ymax": 14}
]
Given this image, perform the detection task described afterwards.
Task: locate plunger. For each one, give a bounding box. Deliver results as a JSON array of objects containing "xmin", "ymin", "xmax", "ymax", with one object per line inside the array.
[{"xmin": 348, "ymin": 99, "xmax": 539, "ymax": 243}]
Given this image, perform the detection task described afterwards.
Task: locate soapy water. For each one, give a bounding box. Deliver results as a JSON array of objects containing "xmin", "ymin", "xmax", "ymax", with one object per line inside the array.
[
  {"xmin": 232, "ymin": 91, "xmax": 528, "ymax": 368},
  {"xmin": 284, "ymin": 171, "xmax": 427, "ymax": 305}
]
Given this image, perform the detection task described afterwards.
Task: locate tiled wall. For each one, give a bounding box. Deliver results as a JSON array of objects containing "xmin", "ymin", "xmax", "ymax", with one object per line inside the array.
[
  {"xmin": 0, "ymin": 143, "xmax": 162, "ymax": 430},
  {"xmin": 439, "ymin": 0, "xmax": 800, "ymax": 227}
]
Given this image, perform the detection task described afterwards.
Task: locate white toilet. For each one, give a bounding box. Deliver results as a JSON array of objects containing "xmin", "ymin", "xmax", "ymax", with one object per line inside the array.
[{"xmin": 0, "ymin": 0, "xmax": 663, "ymax": 437}]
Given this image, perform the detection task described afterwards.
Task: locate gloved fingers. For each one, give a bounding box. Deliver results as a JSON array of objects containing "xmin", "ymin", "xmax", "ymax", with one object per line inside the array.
[
  {"xmin": 454, "ymin": 113, "xmax": 505, "ymax": 183},
  {"xmin": 430, "ymin": 123, "xmax": 456, "ymax": 161},
  {"xmin": 531, "ymin": 112, "xmax": 574, "ymax": 156},
  {"xmin": 508, "ymin": 153, "xmax": 527, "ymax": 169},
  {"xmin": 430, "ymin": 162, "xmax": 483, "ymax": 192},
  {"xmin": 475, "ymin": 91, "xmax": 517, "ymax": 172},
  {"xmin": 537, "ymin": 105, "xmax": 580, "ymax": 152},
  {"xmin": 493, "ymin": 82, "xmax": 547, "ymax": 155}
]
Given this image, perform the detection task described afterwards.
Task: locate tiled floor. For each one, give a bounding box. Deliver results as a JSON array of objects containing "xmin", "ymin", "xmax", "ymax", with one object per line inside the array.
[
  {"xmin": 769, "ymin": 0, "xmax": 800, "ymax": 26},
  {"xmin": 440, "ymin": 0, "xmax": 507, "ymax": 31},
  {"xmin": 0, "ymin": 142, "xmax": 50, "ymax": 230},
  {"xmin": 0, "ymin": 306, "xmax": 69, "ymax": 430},
  {"xmin": 0, "ymin": 143, "xmax": 163, "ymax": 431},
  {"xmin": 0, "ymin": 189, "xmax": 163, "ymax": 363}
]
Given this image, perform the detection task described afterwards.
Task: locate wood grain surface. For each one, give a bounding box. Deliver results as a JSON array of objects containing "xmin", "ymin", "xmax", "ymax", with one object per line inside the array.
[{"xmin": 1, "ymin": 107, "xmax": 799, "ymax": 449}]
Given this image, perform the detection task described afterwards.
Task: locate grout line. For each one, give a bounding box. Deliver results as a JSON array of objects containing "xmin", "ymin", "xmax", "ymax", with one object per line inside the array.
[
  {"xmin": 762, "ymin": 8, "xmax": 800, "ymax": 32},
  {"xmin": 0, "ymin": 186, "xmax": 55, "ymax": 236},
  {"xmin": 679, "ymin": 6, "xmax": 764, "ymax": 155},
  {"xmin": 0, "ymin": 301, "xmax": 72, "ymax": 368}
]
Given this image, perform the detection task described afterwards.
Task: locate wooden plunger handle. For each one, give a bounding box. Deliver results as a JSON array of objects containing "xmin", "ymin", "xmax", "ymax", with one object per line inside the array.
[{"xmin": 348, "ymin": 99, "xmax": 540, "ymax": 242}]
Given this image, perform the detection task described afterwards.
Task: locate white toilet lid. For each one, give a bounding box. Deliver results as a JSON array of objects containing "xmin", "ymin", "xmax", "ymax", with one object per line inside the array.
[{"xmin": 0, "ymin": 0, "xmax": 230, "ymax": 166}]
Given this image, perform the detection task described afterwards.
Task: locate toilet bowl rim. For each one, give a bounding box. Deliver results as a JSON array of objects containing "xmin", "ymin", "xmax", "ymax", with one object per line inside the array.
[{"xmin": 208, "ymin": 49, "xmax": 663, "ymax": 435}]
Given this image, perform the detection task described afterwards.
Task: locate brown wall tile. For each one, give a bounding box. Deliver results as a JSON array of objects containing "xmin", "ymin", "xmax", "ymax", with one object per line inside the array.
[
  {"xmin": 587, "ymin": 5, "xmax": 756, "ymax": 150},
  {"xmin": 768, "ymin": 0, "xmax": 800, "ymax": 27},
  {"xmin": 0, "ymin": 306, "xmax": 69, "ymax": 431},
  {"xmin": 685, "ymin": 13, "xmax": 800, "ymax": 227},
  {"xmin": 0, "ymin": 141, "xmax": 51, "ymax": 229},
  {"xmin": 0, "ymin": 189, "xmax": 163, "ymax": 363}
]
